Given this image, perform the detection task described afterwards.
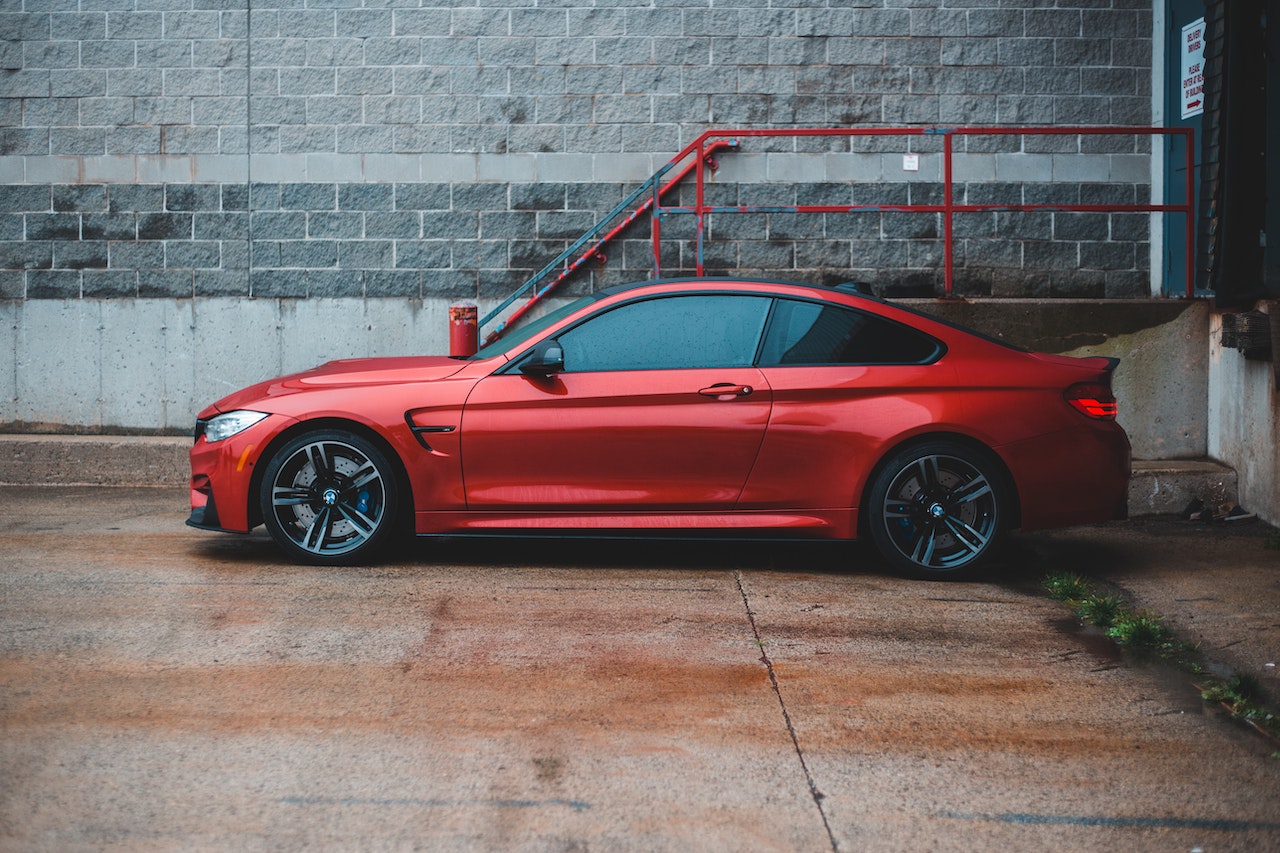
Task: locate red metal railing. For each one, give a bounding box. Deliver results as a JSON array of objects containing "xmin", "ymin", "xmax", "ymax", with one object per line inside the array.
[
  {"xmin": 482, "ymin": 125, "xmax": 1196, "ymax": 343},
  {"xmin": 651, "ymin": 126, "xmax": 1196, "ymax": 298}
]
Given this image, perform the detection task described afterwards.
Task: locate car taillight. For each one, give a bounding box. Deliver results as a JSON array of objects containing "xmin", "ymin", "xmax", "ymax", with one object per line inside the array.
[{"xmin": 1065, "ymin": 382, "xmax": 1117, "ymax": 420}]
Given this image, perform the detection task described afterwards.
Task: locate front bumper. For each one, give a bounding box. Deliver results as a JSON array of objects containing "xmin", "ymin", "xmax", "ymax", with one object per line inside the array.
[
  {"xmin": 186, "ymin": 470, "xmax": 226, "ymax": 531},
  {"xmin": 187, "ymin": 412, "xmax": 293, "ymax": 534}
]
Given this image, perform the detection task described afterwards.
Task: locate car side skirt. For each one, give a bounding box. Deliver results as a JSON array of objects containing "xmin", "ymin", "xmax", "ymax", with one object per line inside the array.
[{"xmin": 415, "ymin": 509, "xmax": 859, "ymax": 540}]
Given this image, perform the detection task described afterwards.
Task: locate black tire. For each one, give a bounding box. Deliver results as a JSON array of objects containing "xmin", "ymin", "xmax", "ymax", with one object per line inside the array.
[
  {"xmin": 866, "ymin": 441, "xmax": 1007, "ymax": 580},
  {"xmin": 259, "ymin": 429, "xmax": 400, "ymax": 566}
]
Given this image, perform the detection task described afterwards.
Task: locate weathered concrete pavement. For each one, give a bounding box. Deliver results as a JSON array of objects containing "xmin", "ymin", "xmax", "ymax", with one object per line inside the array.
[{"xmin": 1, "ymin": 486, "xmax": 1278, "ymax": 851}]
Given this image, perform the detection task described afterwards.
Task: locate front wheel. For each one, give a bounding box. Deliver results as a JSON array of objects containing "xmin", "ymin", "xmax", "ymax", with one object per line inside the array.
[
  {"xmin": 260, "ymin": 429, "xmax": 400, "ymax": 565},
  {"xmin": 866, "ymin": 441, "xmax": 1007, "ymax": 580}
]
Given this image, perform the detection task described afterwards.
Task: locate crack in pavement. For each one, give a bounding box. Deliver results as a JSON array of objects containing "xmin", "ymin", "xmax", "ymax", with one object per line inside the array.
[{"xmin": 733, "ymin": 569, "xmax": 839, "ymax": 853}]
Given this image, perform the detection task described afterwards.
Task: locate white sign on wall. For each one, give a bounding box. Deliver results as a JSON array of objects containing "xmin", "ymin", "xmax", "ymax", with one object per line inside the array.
[{"xmin": 1181, "ymin": 17, "xmax": 1206, "ymax": 119}]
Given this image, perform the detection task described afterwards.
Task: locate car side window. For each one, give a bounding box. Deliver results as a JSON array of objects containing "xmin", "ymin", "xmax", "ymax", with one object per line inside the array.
[
  {"xmin": 558, "ymin": 294, "xmax": 772, "ymax": 372},
  {"xmin": 758, "ymin": 299, "xmax": 941, "ymax": 366}
]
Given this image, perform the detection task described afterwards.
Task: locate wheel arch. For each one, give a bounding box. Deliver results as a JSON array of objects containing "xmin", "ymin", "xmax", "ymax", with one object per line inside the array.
[
  {"xmin": 856, "ymin": 431, "xmax": 1022, "ymax": 539},
  {"xmin": 246, "ymin": 417, "xmax": 414, "ymax": 532}
]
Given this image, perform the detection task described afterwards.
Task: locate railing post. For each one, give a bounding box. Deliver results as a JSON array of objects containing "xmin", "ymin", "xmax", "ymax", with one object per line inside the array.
[
  {"xmin": 695, "ymin": 138, "xmax": 707, "ymax": 276},
  {"xmin": 943, "ymin": 130, "xmax": 955, "ymax": 298},
  {"xmin": 651, "ymin": 168, "xmax": 663, "ymax": 277}
]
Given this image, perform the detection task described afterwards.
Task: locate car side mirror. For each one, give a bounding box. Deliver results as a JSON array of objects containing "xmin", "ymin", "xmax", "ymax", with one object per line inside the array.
[{"xmin": 519, "ymin": 339, "xmax": 565, "ymax": 377}]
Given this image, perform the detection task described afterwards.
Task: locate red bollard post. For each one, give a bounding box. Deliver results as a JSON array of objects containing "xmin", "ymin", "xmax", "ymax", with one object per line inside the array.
[{"xmin": 449, "ymin": 300, "xmax": 479, "ymax": 357}]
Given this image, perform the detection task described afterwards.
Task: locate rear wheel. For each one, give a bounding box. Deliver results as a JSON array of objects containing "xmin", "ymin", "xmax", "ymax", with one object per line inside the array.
[
  {"xmin": 260, "ymin": 429, "xmax": 399, "ymax": 565},
  {"xmin": 867, "ymin": 441, "xmax": 1006, "ymax": 580}
]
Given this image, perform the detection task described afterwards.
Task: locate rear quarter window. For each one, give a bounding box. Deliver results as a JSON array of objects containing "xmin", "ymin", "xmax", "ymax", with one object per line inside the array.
[{"xmin": 758, "ymin": 299, "xmax": 942, "ymax": 366}]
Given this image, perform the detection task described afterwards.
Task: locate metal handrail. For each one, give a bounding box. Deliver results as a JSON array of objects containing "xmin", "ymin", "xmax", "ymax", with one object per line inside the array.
[{"xmin": 652, "ymin": 126, "xmax": 1196, "ymax": 298}]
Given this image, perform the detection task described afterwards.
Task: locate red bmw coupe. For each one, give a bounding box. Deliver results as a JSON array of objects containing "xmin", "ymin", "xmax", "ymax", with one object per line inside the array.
[{"xmin": 188, "ymin": 278, "xmax": 1130, "ymax": 579}]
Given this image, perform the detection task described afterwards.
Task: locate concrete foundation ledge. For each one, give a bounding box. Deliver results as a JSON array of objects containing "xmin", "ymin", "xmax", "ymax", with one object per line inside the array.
[
  {"xmin": 0, "ymin": 435, "xmax": 190, "ymax": 487},
  {"xmin": 1129, "ymin": 459, "xmax": 1238, "ymax": 517}
]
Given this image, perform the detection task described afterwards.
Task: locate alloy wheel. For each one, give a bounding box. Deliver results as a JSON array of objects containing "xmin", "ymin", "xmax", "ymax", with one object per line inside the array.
[
  {"xmin": 262, "ymin": 431, "xmax": 396, "ymax": 563},
  {"xmin": 870, "ymin": 444, "xmax": 1004, "ymax": 578}
]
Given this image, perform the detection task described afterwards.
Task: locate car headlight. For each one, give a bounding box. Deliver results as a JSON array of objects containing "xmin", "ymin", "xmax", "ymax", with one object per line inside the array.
[{"xmin": 204, "ymin": 410, "xmax": 268, "ymax": 443}]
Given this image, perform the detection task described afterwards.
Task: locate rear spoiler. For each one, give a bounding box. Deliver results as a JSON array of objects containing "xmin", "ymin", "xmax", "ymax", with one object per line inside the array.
[{"xmin": 1082, "ymin": 356, "xmax": 1120, "ymax": 373}]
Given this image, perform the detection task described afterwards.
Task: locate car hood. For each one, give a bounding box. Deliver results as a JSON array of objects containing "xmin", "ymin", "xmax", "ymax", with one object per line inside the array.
[{"xmin": 207, "ymin": 356, "xmax": 469, "ymax": 414}]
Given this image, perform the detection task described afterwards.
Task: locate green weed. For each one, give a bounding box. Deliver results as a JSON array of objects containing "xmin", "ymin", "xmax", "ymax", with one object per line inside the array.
[
  {"xmin": 1076, "ymin": 594, "xmax": 1123, "ymax": 628},
  {"xmin": 1043, "ymin": 572, "xmax": 1091, "ymax": 604},
  {"xmin": 1203, "ymin": 673, "xmax": 1265, "ymax": 706},
  {"xmin": 1202, "ymin": 675, "xmax": 1280, "ymax": 744},
  {"xmin": 1106, "ymin": 611, "xmax": 1171, "ymax": 647}
]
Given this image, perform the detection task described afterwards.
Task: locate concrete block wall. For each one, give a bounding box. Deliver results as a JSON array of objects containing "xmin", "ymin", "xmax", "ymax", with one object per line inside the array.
[{"xmin": 1, "ymin": 0, "xmax": 1157, "ymax": 432}]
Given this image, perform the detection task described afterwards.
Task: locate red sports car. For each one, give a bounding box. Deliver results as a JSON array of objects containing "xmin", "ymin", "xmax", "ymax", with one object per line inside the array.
[{"xmin": 188, "ymin": 278, "xmax": 1130, "ymax": 579}]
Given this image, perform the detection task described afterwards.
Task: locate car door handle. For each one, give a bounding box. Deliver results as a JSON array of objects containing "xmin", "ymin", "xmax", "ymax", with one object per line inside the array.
[{"xmin": 699, "ymin": 384, "xmax": 753, "ymax": 398}]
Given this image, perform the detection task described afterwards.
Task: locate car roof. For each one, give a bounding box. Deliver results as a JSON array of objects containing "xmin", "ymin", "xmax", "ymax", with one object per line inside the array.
[
  {"xmin": 596, "ymin": 276, "xmax": 874, "ymax": 301},
  {"xmin": 592, "ymin": 276, "xmax": 1027, "ymax": 353}
]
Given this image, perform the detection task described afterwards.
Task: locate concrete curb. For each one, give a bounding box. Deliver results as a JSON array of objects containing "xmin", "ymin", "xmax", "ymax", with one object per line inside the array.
[
  {"xmin": 0, "ymin": 435, "xmax": 190, "ymax": 488},
  {"xmin": 0, "ymin": 435, "xmax": 1239, "ymax": 517}
]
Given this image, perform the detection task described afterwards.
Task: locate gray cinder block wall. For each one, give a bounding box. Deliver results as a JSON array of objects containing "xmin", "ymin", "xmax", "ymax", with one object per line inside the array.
[{"xmin": 1, "ymin": 1, "xmax": 1155, "ymax": 432}]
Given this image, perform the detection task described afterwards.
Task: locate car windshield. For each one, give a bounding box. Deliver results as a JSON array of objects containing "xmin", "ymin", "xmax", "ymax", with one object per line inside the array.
[{"xmin": 469, "ymin": 296, "xmax": 596, "ymax": 360}]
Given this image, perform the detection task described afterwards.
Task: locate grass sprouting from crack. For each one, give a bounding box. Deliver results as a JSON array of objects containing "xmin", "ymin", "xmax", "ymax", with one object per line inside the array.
[{"xmin": 1043, "ymin": 571, "xmax": 1280, "ymax": 751}]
